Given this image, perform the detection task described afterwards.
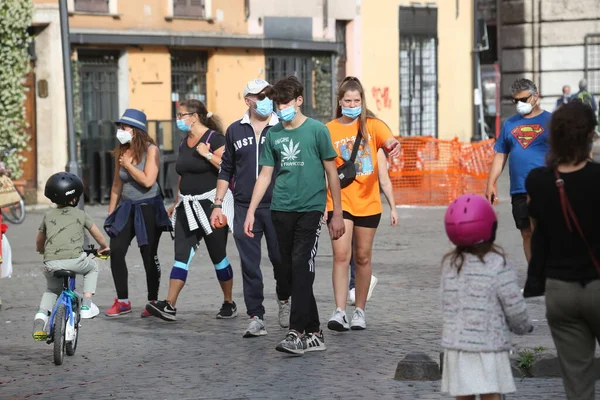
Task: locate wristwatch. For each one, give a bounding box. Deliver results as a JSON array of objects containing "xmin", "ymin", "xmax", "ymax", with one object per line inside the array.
[{"xmin": 205, "ymin": 152, "xmax": 213, "ymax": 161}]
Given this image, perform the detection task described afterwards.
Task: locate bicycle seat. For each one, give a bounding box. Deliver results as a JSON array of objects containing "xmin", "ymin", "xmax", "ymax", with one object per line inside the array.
[{"xmin": 53, "ymin": 270, "xmax": 77, "ymax": 278}]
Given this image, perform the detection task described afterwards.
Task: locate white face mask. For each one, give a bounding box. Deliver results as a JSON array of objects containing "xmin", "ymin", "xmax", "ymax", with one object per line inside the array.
[
  {"xmin": 516, "ymin": 101, "xmax": 534, "ymax": 116},
  {"xmin": 116, "ymin": 129, "xmax": 133, "ymax": 144}
]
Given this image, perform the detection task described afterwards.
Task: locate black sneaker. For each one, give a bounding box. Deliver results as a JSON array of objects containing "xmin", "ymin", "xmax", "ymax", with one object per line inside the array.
[
  {"xmin": 146, "ymin": 300, "xmax": 176, "ymax": 321},
  {"xmin": 275, "ymin": 331, "xmax": 305, "ymax": 355},
  {"xmin": 302, "ymin": 331, "xmax": 327, "ymax": 352},
  {"xmin": 216, "ymin": 301, "xmax": 238, "ymax": 319}
]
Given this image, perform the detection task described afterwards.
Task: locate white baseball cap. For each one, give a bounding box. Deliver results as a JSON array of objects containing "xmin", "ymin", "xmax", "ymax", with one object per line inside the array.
[{"xmin": 244, "ymin": 79, "xmax": 270, "ymax": 97}]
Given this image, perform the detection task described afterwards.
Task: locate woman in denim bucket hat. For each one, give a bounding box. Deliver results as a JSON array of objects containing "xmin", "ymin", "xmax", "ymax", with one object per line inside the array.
[{"xmin": 104, "ymin": 108, "xmax": 171, "ymax": 317}]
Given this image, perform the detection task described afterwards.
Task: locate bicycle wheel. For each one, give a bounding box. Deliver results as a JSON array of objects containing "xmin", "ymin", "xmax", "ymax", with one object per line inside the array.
[
  {"xmin": 66, "ymin": 302, "xmax": 80, "ymax": 356},
  {"xmin": 2, "ymin": 192, "xmax": 25, "ymax": 224},
  {"xmin": 53, "ymin": 304, "xmax": 66, "ymax": 365}
]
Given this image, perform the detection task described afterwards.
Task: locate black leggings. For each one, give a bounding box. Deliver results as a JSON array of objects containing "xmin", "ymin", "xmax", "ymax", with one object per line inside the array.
[
  {"xmin": 169, "ymin": 201, "xmax": 232, "ymax": 283},
  {"xmin": 109, "ymin": 204, "xmax": 162, "ymax": 301}
]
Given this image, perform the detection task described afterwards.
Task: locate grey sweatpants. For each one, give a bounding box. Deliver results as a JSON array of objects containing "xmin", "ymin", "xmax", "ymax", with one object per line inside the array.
[
  {"xmin": 546, "ymin": 278, "xmax": 600, "ymax": 400},
  {"xmin": 39, "ymin": 253, "xmax": 98, "ymax": 312}
]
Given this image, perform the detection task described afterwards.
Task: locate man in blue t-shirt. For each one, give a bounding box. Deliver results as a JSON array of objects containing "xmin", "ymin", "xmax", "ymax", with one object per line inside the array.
[{"xmin": 486, "ymin": 78, "xmax": 551, "ymax": 263}]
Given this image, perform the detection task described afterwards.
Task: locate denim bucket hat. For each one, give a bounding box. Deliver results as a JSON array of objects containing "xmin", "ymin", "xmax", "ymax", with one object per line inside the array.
[{"xmin": 115, "ymin": 108, "xmax": 147, "ymax": 132}]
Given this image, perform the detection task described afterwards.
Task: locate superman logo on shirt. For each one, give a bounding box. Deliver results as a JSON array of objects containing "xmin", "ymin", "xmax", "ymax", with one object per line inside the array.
[{"xmin": 511, "ymin": 124, "xmax": 545, "ymax": 149}]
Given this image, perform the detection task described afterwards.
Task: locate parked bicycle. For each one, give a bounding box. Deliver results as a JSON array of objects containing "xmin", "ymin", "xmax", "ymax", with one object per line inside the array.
[
  {"xmin": 42, "ymin": 245, "xmax": 109, "ymax": 365},
  {"xmin": 0, "ymin": 148, "xmax": 25, "ymax": 225}
]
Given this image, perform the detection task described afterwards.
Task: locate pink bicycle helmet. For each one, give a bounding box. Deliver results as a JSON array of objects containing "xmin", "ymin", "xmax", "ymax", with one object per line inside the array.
[{"xmin": 445, "ymin": 194, "xmax": 497, "ymax": 246}]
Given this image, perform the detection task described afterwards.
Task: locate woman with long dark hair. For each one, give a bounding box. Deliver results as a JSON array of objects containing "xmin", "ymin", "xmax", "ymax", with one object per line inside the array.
[
  {"xmin": 147, "ymin": 99, "xmax": 237, "ymax": 321},
  {"xmin": 105, "ymin": 108, "xmax": 171, "ymax": 317},
  {"xmin": 325, "ymin": 76, "xmax": 400, "ymax": 332},
  {"xmin": 526, "ymin": 102, "xmax": 600, "ymax": 399}
]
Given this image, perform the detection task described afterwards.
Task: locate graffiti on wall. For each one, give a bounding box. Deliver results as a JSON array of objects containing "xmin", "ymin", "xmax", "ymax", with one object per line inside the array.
[{"xmin": 372, "ymin": 87, "xmax": 392, "ymax": 111}]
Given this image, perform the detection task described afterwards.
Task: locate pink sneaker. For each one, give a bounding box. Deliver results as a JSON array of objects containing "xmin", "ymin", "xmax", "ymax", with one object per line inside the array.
[
  {"xmin": 105, "ymin": 299, "xmax": 132, "ymax": 317},
  {"xmin": 141, "ymin": 301, "xmax": 156, "ymax": 318}
]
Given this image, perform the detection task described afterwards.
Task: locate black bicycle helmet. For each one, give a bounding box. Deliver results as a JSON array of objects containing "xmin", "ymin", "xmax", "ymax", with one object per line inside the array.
[{"xmin": 44, "ymin": 172, "xmax": 84, "ymax": 205}]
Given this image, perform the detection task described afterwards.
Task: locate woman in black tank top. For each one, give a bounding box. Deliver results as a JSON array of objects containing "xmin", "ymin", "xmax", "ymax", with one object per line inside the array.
[{"xmin": 146, "ymin": 99, "xmax": 238, "ymax": 322}]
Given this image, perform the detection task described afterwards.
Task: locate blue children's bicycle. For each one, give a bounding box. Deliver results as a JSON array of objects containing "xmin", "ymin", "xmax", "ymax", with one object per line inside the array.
[{"xmin": 45, "ymin": 245, "xmax": 109, "ymax": 365}]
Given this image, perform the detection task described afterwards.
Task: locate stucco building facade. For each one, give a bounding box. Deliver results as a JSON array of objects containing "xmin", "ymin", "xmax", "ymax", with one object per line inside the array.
[{"xmin": 26, "ymin": 0, "xmax": 476, "ymax": 203}]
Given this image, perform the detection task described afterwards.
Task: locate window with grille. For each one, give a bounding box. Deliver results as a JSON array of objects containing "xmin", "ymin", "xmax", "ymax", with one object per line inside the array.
[
  {"xmin": 170, "ymin": 51, "xmax": 208, "ymax": 118},
  {"xmin": 266, "ymin": 52, "xmax": 333, "ymax": 123},
  {"xmin": 74, "ymin": 0, "xmax": 109, "ymax": 13},
  {"xmin": 174, "ymin": 0, "xmax": 206, "ymax": 18},
  {"xmin": 586, "ymin": 34, "xmax": 600, "ymax": 98},
  {"xmin": 77, "ymin": 50, "xmax": 120, "ymax": 129},
  {"xmin": 399, "ymin": 6, "xmax": 438, "ymax": 137}
]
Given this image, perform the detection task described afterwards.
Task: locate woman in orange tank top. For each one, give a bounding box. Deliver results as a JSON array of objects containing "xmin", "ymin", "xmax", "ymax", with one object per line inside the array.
[{"xmin": 325, "ymin": 77, "xmax": 400, "ymax": 332}]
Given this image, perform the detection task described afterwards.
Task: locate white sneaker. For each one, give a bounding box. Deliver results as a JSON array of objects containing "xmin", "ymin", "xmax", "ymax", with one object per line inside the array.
[
  {"xmin": 348, "ymin": 288, "xmax": 356, "ymax": 305},
  {"xmin": 350, "ymin": 307, "xmax": 366, "ymax": 330},
  {"xmin": 243, "ymin": 316, "xmax": 268, "ymax": 338},
  {"xmin": 278, "ymin": 299, "xmax": 290, "ymax": 328},
  {"xmin": 302, "ymin": 331, "xmax": 327, "ymax": 352},
  {"xmin": 327, "ymin": 307, "xmax": 349, "ymax": 332},
  {"xmin": 32, "ymin": 312, "xmax": 49, "ymax": 341},
  {"xmin": 80, "ymin": 302, "xmax": 100, "ymax": 319},
  {"xmin": 367, "ymin": 275, "xmax": 378, "ymax": 301}
]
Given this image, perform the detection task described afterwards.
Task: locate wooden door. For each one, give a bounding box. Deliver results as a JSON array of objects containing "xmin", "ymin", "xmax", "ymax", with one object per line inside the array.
[{"xmin": 21, "ymin": 61, "xmax": 37, "ymax": 203}]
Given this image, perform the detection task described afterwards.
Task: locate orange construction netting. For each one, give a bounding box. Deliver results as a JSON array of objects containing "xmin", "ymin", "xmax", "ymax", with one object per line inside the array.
[{"xmin": 388, "ymin": 137, "xmax": 495, "ymax": 206}]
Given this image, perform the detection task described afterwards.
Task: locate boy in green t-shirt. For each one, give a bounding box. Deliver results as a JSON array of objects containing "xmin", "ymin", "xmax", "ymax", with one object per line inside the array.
[
  {"xmin": 33, "ymin": 172, "xmax": 109, "ymax": 341},
  {"xmin": 243, "ymin": 76, "xmax": 345, "ymax": 356}
]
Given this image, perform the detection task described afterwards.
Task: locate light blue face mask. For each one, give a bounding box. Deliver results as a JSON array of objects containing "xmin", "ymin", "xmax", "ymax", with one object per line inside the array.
[
  {"xmin": 177, "ymin": 119, "xmax": 191, "ymax": 132},
  {"xmin": 342, "ymin": 106, "xmax": 362, "ymax": 119},
  {"xmin": 276, "ymin": 105, "xmax": 297, "ymax": 122},
  {"xmin": 253, "ymin": 97, "xmax": 273, "ymax": 117}
]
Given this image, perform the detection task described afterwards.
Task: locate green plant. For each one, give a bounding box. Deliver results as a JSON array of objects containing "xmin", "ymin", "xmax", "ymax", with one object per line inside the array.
[
  {"xmin": 517, "ymin": 349, "xmax": 535, "ymax": 371},
  {"xmin": 0, "ymin": 0, "xmax": 33, "ymax": 179},
  {"xmin": 516, "ymin": 346, "xmax": 547, "ymax": 376}
]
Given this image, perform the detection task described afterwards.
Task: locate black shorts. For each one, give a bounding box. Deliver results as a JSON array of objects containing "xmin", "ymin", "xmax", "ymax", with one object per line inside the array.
[
  {"xmin": 511, "ymin": 193, "xmax": 530, "ymax": 230},
  {"xmin": 327, "ymin": 210, "xmax": 381, "ymax": 229}
]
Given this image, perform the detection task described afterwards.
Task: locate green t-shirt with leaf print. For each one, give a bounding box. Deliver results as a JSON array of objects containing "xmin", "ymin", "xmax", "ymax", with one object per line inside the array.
[{"xmin": 260, "ymin": 118, "xmax": 337, "ymax": 212}]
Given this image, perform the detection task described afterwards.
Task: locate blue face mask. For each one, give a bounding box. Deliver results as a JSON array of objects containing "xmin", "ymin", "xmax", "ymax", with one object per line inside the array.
[
  {"xmin": 342, "ymin": 106, "xmax": 362, "ymax": 119},
  {"xmin": 276, "ymin": 105, "xmax": 297, "ymax": 122},
  {"xmin": 254, "ymin": 97, "xmax": 273, "ymax": 117},
  {"xmin": 177, "ymin": 119, "xmax": 191, "ymax": 132}
]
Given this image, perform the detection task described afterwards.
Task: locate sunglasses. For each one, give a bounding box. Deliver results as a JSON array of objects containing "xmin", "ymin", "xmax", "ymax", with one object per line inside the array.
[
  {"xmin": 248, "ymin": 92, "xmax": 268, "ymax": 101},
  {"xmin": 511, "ymin": 95, "xmax": 532, "ymax": 104},
  {"xmin": 176, "ymin": 112, "xmax": 194, "ymax": 119},
  {"xmin": 343, "ymin": 76, "xmax": 360, "ymax": 83}
]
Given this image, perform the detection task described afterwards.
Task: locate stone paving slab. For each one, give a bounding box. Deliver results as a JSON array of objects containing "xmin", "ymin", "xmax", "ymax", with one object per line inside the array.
[{"xmin": 0, "ymin": 173, "xmax": 595, "ymax": 399}]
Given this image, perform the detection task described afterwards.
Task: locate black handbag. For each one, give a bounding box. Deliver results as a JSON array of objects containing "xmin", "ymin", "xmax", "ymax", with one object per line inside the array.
[{"xmin": 337, "ymin": 129, "xmax": 363, "ymax": 188}]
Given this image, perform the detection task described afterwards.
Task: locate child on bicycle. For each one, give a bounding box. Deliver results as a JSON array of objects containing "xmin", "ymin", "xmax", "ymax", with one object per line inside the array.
[
  {"xmin": 33, "ymin": 172, "xmax": 109, "ymax": 340},
  {"xmin": 441, "ymin": 194, "xmax": 533, "ymax": 400}
]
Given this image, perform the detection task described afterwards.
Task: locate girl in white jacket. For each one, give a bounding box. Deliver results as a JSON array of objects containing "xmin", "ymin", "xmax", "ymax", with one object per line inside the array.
[{"xmin": 441, "ymin": 194, "xmax": 533, "ymax": 400}]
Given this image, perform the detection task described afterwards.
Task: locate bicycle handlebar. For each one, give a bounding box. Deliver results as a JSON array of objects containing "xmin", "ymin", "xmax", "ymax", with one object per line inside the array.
[{"xmin": 83, "ymin": 245, "xmax": 110, "ymax": 259}]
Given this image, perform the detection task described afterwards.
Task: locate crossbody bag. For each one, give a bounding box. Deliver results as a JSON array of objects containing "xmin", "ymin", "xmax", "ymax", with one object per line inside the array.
[{"xmin": 337, "ymin": 128, "xmax": 363, "ymax": 188}]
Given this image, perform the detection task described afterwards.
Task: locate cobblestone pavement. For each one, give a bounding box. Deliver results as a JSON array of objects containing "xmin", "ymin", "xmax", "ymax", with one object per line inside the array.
[{"xmin": 0, "ymin": 175, "xmax": 596, "ymax": 399}]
